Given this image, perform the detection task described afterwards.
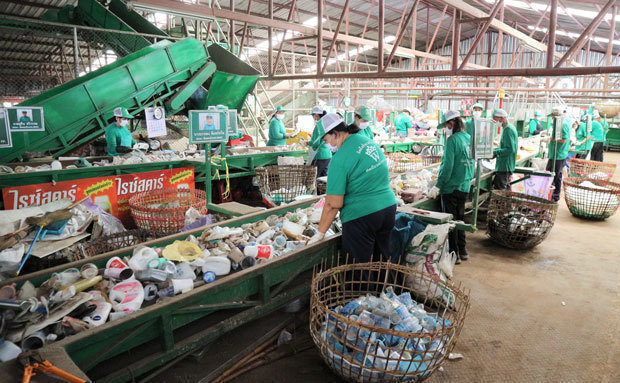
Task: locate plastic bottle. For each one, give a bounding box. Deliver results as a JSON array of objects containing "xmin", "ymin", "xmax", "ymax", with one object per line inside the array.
[
  {"xmin": 171, "ymin": 279, "xmax": 193, "ymax": 294},
  {"xmin": 128, "ymin": 247, "xmax": 159, "ymax": 271},
  {"xmin": 173, "ymin": 262, "xmax": 196, "ymax": 280},
  {"xmin": 82, "ymin": 301, "xmax": 112, "ymax": 327},
  {"xmin": 256, "ymin": 229, "xmax": 276, "ymax": 243},
  {"xmin": 143, "ymin": 284, "xmax": 158, "ymax": 301},
  {"xmin": 285, "ymin": 241, "xmax": 305, "ymax": 252},
  {"xmin": 135, "ymin": 269, "xmax": 169, "ymax": 283},
  {"xmin": 109, "ymin": 281, "xmax": 144, "ymax": 312},
  {"xmin": 273, "ymin": 235, "xmax": 287, "ymax": 249},
  {"xmin": 243, "ymin": 245, "xmax": 275, "ymax": 260},
  {"xmin": 202, "ymin": 256, "xmax": 231, "ymax": 276},
  {"xmin": 203, "ymin": 271, "xmax": 216, "ymax": 283},
  {"xmin": 147, "ymin": 258, "xmax": 166, "ymax": 269}
]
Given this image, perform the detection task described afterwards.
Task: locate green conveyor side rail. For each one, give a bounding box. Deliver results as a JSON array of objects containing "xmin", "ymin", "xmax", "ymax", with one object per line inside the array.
[{"xmin": 0, "ymin": 38, "xmax": 211, "ymax": 163}]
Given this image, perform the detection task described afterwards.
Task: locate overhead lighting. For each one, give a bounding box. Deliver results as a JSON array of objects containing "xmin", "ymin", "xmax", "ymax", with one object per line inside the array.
[{"xmin": 483, "ymin": 0, "xmax": 615, "ymax": 21}]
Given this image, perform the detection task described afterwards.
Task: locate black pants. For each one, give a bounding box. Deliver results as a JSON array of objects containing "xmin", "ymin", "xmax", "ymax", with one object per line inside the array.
[
  {"xmin": 341, "ymin": 204, "xmax": 396, "ymax": 290},
  {"xmin": 441, "ymin": 191, "xmax": 467, "ymax": 257},
  {"xmin": 575, "ymin": 152, "xmax": 588, "ymax": 160},
  {"xmin": 591, "ymin": 142, "xmax": 604, "ymax": 162},
  {"xmin": 311, "ymin": 158, "xmax": 330, "ymax": 177},
  {"xmin": 493, "ymin": 171, "xmax": 512, "ymax": 190},
  {"xmin": 546, "ymin": 158, "xmax": 567, "ymax": 202}
]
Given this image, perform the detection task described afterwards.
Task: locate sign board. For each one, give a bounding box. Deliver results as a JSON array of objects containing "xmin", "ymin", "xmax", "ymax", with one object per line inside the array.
[
  {"xmin": 145, "ymin": 107, "xmax": 167, "ymax": 138},
  {"xmin": 7, "ymin": 107, "xmax": 44, "ymax": 132},
  {"xmin": 0, "ymin": 109, "xmax": 11, "ymax": 148},
  {"xmin": 472, "ymin": 118, "xmax": 494, "ymax": 160},
  {"xmin": 344, "ymin": 111, "xmax": 355, "ymax": 125},
  {"xmin": 554, "ymin": 117, "xmax": 564, "ymax": 141},
  {"xmin": 189, "ymin": 110, "xmax": 228, "ymax": 143},
  {"xmin": 2, "ymin": 167, "xmax": 195, "ymax": 229},
  {"xmin": 227, "ymin": 109, "xmax": 238, "ymax": 136}
]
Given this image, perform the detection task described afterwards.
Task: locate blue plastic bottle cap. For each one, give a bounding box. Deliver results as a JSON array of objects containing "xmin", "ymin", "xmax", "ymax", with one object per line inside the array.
[{"xmin": 203, "ymin": 271, "xmax": 216, "ymax": 283}]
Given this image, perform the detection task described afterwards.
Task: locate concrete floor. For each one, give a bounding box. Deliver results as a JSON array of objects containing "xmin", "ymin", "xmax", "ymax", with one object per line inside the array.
[{"xmin": 160, "ymin": 152, "xmax": 620, "ymax": 383}]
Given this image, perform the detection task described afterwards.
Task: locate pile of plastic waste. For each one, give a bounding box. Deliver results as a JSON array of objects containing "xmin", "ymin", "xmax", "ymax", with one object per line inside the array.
[
  {"xmin": 390, "ymin": 168, "xmax": 438, "ymax": 204},
  {"xmin": 0, "ymin": 200, "xmax": 334, "ymax": 361},
  {"xmin": 320, "ymin": 287, "xmax": 452, "ymax": 380}
]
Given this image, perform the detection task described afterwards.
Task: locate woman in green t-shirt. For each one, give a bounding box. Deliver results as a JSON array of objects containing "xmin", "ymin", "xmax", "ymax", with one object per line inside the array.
[{"xmin": 308, "ymin": 113, "xmax": 397, "ymax": 268}]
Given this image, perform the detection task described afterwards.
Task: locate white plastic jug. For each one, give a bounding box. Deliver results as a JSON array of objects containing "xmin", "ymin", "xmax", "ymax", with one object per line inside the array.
[
  {"xmin": 109, "ymin": 280, "xmax": 144, "ymax": 312},
  {"xmin": 83, "ymin": 301, "xmax": 112, "ymax": 326},
  {"xmin": 202, "ymin": 256, "xmax": 231, "ymax": 276},
  {"xmin": 128, "ymin": 247, "xmax": 158, "ymax": 271}
]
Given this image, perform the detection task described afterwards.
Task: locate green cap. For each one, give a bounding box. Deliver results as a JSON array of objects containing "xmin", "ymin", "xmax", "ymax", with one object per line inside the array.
[
  {"xmin": 355, "ymin": 105, "xmax": 373, "ymax": 122},
  {"xmin": 472, "ymin": 103, "xmax": 484, "ymax": 110},
  {"xmin": 534, "ymin": 111, "xmax": 542, "ymax": 117},
  {"xmin": 275, "ymin": 106, "xmax": 285, "ymax": 113},
  {"xmin": 113, "ymin": 107, "xmax": 133, "ymax": 119}
]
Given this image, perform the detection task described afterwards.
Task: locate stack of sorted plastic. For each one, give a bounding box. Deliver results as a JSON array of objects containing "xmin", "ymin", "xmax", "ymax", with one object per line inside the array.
[
  {"xmin": 0, "ymin": 200, "xmax": 335, "ymax": 360},
  {"xmin": 310, "ymin": 261, "xmax": 469, "ymax": 383},
  {"xmin": 390, "ymin": 168, "xmax": 438, "ymax": 204},
  {"xmin": 487, "ymin": 191, "xmax": 558, "ymax": 249},
  {"xmin": 563, "ymin": 178, "xmax": 620, "ymax": 220}
]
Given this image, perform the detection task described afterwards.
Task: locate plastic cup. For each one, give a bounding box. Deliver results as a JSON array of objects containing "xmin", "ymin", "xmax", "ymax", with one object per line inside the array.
[{"xmin": 80, "ymin": 263, "xmax": 99, "ymax": 279}]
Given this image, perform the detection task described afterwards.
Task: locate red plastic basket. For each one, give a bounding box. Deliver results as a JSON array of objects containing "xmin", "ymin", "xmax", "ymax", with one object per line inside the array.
[{"xmin": 129, "ymin": 188, "xmax": 207, "ymax": 234}]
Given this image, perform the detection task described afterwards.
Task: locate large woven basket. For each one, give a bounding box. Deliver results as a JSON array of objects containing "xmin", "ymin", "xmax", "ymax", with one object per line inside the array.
[
  {"xmin": 568, "ymin": 158, "xmax": 616, "ymax": 181},
  {"xmin": 81, "ymin": 229, "xmax": 163, "ymax": 257},
  {"xmin": 254, "ymin": 165, "xmax": 317, "ymax": 204},
  {"xmin": 387, "ymin": 153, "xmax": 441, "ymax": 173},
  {"xmin": 129, "ymin": 188, "xmax": 207, "ymax": 233},
  {"xmin": 563, "ymin": 177, "xmax": 620, "ymax": 220},
  {"xmin": 310, "ymin": 260, "xmax": 470, "ymax": 382},
  {"xmin": 487, "ymin": 191, "xmax": 558, "ymax": 249}
]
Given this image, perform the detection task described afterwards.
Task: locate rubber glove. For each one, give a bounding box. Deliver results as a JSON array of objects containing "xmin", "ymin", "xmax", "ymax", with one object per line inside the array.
[
  {"xmin": 307, "ymin": 231, "xmax": 325, "ymax": 245},
  {"xmin": 427, "ymin": 186, "xmax": 440, "ymax": 199}
]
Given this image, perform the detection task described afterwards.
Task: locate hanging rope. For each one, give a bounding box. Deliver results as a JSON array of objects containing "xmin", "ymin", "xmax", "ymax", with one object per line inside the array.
[{"xmin": 210, "ymin": 156, "xmax": 230, "ymax": 199}]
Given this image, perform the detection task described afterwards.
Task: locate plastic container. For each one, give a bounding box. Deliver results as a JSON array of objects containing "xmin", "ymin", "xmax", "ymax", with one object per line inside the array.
[
  {"xmin": 273, "ymin": 235, "xmax": 287, "ymax": 249},
  {"xmin": 104, "ymin": 267, "xmax": 134, "ymax": 280},
  {"xmin": 171, "ymin": 279, "xmax": 193, "ymax": 294},
  {"xmin": 21, "ymin": 331, "xmax": 47, "ymax": 351},
  {"xmin": 0, "ymin": 340, "xmax": 21, "ymax": 362},
  {"xmin": 202, "ymin": 256, "xmax": 231, "ymax": 276},
  {"xmin": 135, "ymin": 269, "xmax": 169, "ymax": 283},
  {"xmin": 83, "ymin": 301, "xmax": 112, "ymax": 327},
  {"xmin": 240, "ymin": 256, "xmax": 256, "ymax": 269},
  {"xmin": 106, "ymin": 256, "xmax": 128, "ymax": 269},
  {"xmin": 128, "ymin": 247, "xmax": 159, "ymax": 271},
  {"xmin": 243, "ymin": 245, "xmax": 275, "ymax": 260},
  {"xmin": 60, "ymin": 276, "xmax": 103, "ymax": 294},
  {"xmin": 256, "ymin": 229, "xmax": 276, "ymax": 243},
  {"xmin": 203, "ymin": 271, "xmax": 216, "ymax": 283},
  {"xmin": 159, "ymin": 261, "xmax": 177, "ymax": 275},
  {"xmin": 147, "ymin": 258, "xmax": 166, "ymax": 269},
  {"xmin": 109, "ymin": 281, "xmax": 144, "ymax": 312},
  {"xmin": 80, "ymin": 263, "xmax": 99, "ymax": 279},
  {"xmin": 173, "ymin": 262, "xmax": 196, "ymax": 280},
  {"xmin": 52, "ymin": 268, "xmax": 81, "ymax": 286},
  {"xmin": 143, "ymin": 284, "xmax": 158, "ymax": 301},
  {"xmin": 282, "ymin": 221, "xmax": 304, "ymax": 237}
]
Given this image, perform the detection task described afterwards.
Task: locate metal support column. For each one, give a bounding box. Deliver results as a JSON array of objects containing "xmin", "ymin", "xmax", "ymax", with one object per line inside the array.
[
  {"xmin": 73, "ymin": 27, "xmax": 79, "ymax": 78},
  {"xmin": 547, "ymin": 0, "xmax": 558, "ymax": 69}
]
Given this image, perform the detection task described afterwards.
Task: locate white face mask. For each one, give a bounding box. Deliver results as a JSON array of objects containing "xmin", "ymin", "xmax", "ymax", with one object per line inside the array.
[
  {"xmin": 359, "ymin": 122, "xmax": 369, "ymax": 129},
  {"xmin": 275, "ymin": 114, "xmax": 284, "ymax": 120},
  {"xmin": 120, "ymin": 119, "xmax": 129, "ymax": 127},
  {"xmin": 326, "ymin": 143, "xmax": 338, "ymax": 152},
  {"xmin": 473, "ymin": 111, "xmax": 482, "ymax": 119},
  {"xmin": 445, "ymin": 128, "xmax": 453, "ymax": 137}
]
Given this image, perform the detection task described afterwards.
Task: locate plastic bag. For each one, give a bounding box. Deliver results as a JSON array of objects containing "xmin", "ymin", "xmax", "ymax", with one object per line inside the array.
[
  {"xmin": 0, "ymin": 243, "xmax": 25, "ymax": 275},
  {"xmin": 82, "ymin": 198, "xmax": 125, "ymax": 236}
]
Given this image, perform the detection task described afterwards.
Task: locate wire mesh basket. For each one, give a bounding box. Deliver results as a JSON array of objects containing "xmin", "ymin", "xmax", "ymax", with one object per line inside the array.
[
  {"xmin": 81, "ymin": 229, "xmax": 163, "ymax": 257},
  {"xmin": 129, "ymin": 188, "xmax": 207, "ymax": 234},
  {"xmin": 563, "ymin": 177, "xmax": 620, "ymax": 220},
  {"xmin": 387, "ymin": 153, "xmax": 441, "ymax": 173},
  {"xmin": 568, "ymin": 158, "xmax": 616, "ymax": 181},
  {"xmin": 487, "ymin": 191, "xmax": 558, "ymax": 249},
  {"xmin": 310, "ymin": 260, "xmax": 470, "ymax": 382},
  {"xmin": 254, "ymin": 165, "xmax": 317, "ymax": 204}
]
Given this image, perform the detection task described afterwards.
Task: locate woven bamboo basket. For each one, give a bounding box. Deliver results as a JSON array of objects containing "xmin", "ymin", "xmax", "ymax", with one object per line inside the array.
[
  {"xmin": 387, "ymin": 153, "xmax": 441, "ymax": 173},
  {"xmin": 568, "ymin": 158, "xmax": 616, "ymax": 181},
  {"xmin": 487, "ymin": 191, "xmax": 558, "ymax": 249},
  {"xmin": 129, "ymin": 188, "xmax": 207, "ymax": 234},
  {"xmin": 310, "ymin": 260, "xmax": 470, "ymax": 382},
  {"xmin": 81, "ymin": 229, "xmax": 163, "ymax": 257},
  {"xmin": 563, "ymin": 177, "xmax": 620, "ymax": 220},
  {"xmin": 254, "ymin": 165, "xmax": 317, "ymax": 204}
]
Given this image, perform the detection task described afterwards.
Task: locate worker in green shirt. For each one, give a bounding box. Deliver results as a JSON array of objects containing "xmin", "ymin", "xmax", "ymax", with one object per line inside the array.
[
  {"xmin": 574, "ymin": 114, "xmax": 592, "ymax": 160},
  {"xmin": 465, "ymin": 103, "xmax": 484, "ymax": 133},
  {"xmin": 528, "ymin": 111, "xmax": 543, "ymax": 137},
  {"xmin": 267, "ymin": 106, "xmax": 294, "ymax": 146},
  {"xmin": 354, "ymin": 105, "xmax": 374, "ymax": 141},
  {"xmin": 19, "ymin": 111, "xmax": 31, "ymax": 123},
  {"xmin": 428, "ymin": 110, "xmax": 474, "ymax": 263},
  {"xmin": 546, "ymin": 109, "xmax": 571, "ymax": 202},
  {"xmin": 597, "ymin": 109, "xmax": 610, "ymax": 150},
  {"xmin": 590, "ymin": 110, "xmax": 605, "ymax": 162},
  {"xmin": 105, "ymin": 107, "xmax": 136, "ymax": 156},
  {"xmin": 308, "ymin": 106, "xmax": 331, "ymax": 177},
  {"xmin": 308, "ymin": 113, "xmax": 396, "ymax": 272},
  {"xmin": 492, "ymin": 109, "xmax": 518, "ymax": 190},
  {"xmin": 394, "ymin": 108, "xmax": 412, "ymax": 138}
]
